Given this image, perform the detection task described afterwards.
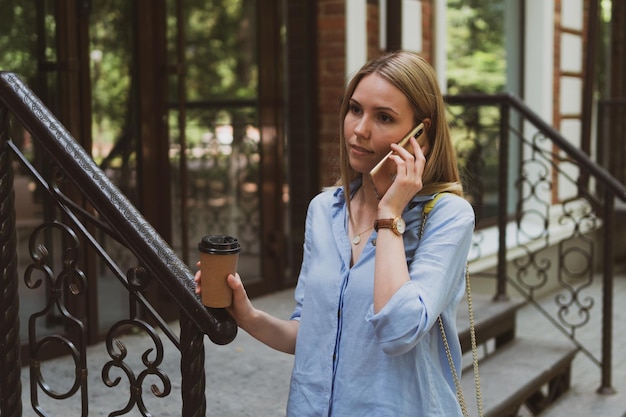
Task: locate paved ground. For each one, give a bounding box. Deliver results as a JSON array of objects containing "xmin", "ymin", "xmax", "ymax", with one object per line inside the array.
[
  {"xmin": 20, "ymin": 274, "xmax": 626, "ymax": 416},
  {"xmin": 21, "ymin": 288, "xmax": 296, "ymax": 417}
]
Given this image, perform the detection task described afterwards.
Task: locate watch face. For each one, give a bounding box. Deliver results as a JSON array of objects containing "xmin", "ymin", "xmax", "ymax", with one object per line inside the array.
[{"xmin": 395, "ymin": 217, "xmax": 406, "ymax": 234}]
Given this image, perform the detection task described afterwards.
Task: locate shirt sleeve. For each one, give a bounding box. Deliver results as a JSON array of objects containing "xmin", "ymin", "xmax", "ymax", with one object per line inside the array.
[
  {"xmin": 289, "ymin": 193, "xmax": 318, "ymax": 322},
  {"xmin": 365, "ymin": 194, "xmax": 475, "ymax": 356}
]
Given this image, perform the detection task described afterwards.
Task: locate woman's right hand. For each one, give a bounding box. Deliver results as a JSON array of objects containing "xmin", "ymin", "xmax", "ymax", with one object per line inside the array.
[
  {"xmin": 224, "ymin": 272, "xmax": 257, "ymax": 327},
  {"xmin": 194, "ymin": 262, "xmax": 256, "ymax": 327},
  {"xmin": 193, "ymin": 261, "xmax": 204, "ymax": 295},
  {"xmin": 195, "ymin": 262, "xmax": 298, "ymax": 354}
]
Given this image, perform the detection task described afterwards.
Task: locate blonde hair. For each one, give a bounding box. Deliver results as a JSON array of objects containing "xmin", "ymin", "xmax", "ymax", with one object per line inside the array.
[{"xmin": 338, "ymin": 51, "xmax": 463, "ymax": 201}]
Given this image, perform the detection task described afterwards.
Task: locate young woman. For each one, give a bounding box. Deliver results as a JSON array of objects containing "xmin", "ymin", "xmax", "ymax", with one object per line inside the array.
[{"xmin": 196, "ymin": 51, "xmax": 475, "ymax": 416}]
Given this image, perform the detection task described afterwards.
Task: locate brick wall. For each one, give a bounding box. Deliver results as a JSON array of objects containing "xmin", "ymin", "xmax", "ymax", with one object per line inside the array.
[
  {"xmin": 367, "ymin": 0, "xmax": 381, "ymax": 60},
  {"xmin": 421, "ymin": 0, "xmax": 433, "ymax": 64},
  {"xmin": 317, "ymin": 0, "xmax": 345, "ymax": 187}
]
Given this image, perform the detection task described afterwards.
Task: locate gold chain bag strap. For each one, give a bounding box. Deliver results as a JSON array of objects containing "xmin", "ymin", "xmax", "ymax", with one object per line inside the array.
[{"xmin": 420, "ymin": 193, "xmax": 483, "ymax": 417}]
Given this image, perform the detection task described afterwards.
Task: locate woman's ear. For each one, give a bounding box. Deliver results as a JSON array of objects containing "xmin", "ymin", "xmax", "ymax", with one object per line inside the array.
[{"xmin": 421, "ymin": 118, "xmax": 432, "ymax": 132}]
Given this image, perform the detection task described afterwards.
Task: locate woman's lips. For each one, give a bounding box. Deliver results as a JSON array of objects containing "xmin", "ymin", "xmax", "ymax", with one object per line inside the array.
[{"xmin": 350, "ymin": 144, "xmax": 372, "ymax": 156}]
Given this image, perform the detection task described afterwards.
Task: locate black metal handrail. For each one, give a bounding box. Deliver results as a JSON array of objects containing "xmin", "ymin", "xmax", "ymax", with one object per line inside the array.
[
  {"xmin": 446, "ymin": 93, "xmax": 626, "ymax": 200},
  {"xmin": 0, "ymin": 71, "xmax": 237, "ymax": 343},
  {"xmin": 0, "ymin": 71, "xmax": 237, "ymax": 416}
]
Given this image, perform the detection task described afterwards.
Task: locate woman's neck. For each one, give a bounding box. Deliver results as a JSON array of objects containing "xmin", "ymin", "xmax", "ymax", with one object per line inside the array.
[{"xmin": 356, "ymin": 175, "xmax": 380, "ymax": 208}]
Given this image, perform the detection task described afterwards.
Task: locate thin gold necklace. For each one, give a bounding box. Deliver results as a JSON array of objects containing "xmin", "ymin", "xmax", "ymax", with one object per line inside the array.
[
  {"xmin": 348, "ymin": 187, "xmax": 374, "ymax": 245},
  {"xmin": 351, "ymin": 224, "xmax": 374, "ymax": 245}
]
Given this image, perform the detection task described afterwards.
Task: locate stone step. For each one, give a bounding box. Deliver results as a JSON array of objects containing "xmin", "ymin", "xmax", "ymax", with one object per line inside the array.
[
  {"xmin": 538, "ymin": 389, "xmax": 626, "ymax": 417},
  {"xmin": 459, "ymin": 337, "xmax": 579, "ymax": 417},
  {"xmin": 457, "ymin": 293, "xmax": 526, "ymax": 353}
]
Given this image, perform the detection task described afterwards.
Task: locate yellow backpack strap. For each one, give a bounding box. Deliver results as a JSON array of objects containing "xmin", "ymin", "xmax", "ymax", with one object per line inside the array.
[
  {"xmin": 419, "ymin": 193, "xmax": 448, "ymax": 239},
  {"xmin": 423, "ymin": 192, "xmax": 447, "ymax": 215}
]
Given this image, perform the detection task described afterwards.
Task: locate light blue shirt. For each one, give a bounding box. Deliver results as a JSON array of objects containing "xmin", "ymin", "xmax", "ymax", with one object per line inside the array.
[{"xmin": 286, "ymin": 183, "xmax": 475, "ymax": 417}]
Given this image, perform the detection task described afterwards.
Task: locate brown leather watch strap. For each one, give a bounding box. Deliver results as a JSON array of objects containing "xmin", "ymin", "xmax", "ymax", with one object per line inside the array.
[{"xmin": 374, "ymin": 218, "xmax": 393, "ymax": 231}]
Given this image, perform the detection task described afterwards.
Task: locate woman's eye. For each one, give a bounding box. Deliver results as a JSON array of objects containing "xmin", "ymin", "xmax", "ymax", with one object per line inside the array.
[
  {"xmin": 349, "ymin": 104, "xmax": 362, "ymax": 115},
  {"xmin": 379, "ymin": 114, "xmax": 392, "ymax": 123}
]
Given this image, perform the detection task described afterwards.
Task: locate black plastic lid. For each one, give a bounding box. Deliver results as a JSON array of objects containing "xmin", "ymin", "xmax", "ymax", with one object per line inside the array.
[{"xmin": 198, "ymin": 235, "xmax": 241, "ymax": 254}]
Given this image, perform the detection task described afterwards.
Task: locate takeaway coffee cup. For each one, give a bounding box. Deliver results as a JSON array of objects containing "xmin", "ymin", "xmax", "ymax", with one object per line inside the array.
[{"xmin": 198, "ymin": 235, "xmax": 241, "ymax": 308}]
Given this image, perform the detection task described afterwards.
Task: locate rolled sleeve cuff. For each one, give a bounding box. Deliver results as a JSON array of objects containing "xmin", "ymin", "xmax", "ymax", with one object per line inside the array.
[{"xmin": 365, "ymin": 281, "xmax": 427, "ymax": 356}]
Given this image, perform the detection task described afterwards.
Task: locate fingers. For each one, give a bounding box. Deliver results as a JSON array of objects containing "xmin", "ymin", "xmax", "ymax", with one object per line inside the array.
[
  {"xmin": 194, "ymin": 269, "xmax": 202, "ymax": 294},
  {"xmin": 227, "ymin": 273, "xmax": 241, "ymax": 290},
  {"xmin": 390, "ymin": 137, "xmax": 425, "ymax": 181},
  {"xmin": 380, "ymin": 138, "xmax": 425, "ymax": 210},
  {"xmin": 225, "ymin": 273, "xmax": 253, "ymax": 326},
  {"xmin": 228, "ymin": 273, "xmax": 248, "ymax": 301}
]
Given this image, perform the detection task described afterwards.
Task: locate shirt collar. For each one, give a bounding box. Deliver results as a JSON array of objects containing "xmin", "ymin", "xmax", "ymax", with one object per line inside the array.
[{"xmin": 332, "ymin": 177, "xmax": 438, "ymax": 214}]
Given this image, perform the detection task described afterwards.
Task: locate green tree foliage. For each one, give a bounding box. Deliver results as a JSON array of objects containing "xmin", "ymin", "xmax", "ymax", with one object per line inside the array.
[
  {"xmin": 175, "ymin": 0, "xmax": 258, "ymax": 135},
  {"xmin": 1, "ymin": 1, "xmax": 257, "ymax": 150},
  {"xmin": 446, "ymin": 0, "xmax": 506, "ymax": 221},
  {"xmin": 447, "ymin": 0, "xmax": 505, "ymax": 94},
  {"xmin": 90, "ymin": 0, "xmax": 134, "ymax": 145},
  {"xmin": 181, "ymin": 0, "xmax": 257, "ymax": 101},
  {"xmin": 0, "ymin": 2, "xmax": 40, "ymax": 83}
]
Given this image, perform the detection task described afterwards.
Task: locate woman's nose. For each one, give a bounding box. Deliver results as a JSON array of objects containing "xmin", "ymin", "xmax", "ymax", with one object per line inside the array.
[{"xmin": 353, "ymin": 116, "xmax": 371, "ymax": 139}]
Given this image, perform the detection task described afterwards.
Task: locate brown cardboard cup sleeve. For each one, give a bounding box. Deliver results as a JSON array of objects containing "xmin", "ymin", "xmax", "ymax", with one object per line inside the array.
[{"xmin": 198, "ymin": 235, "xmax": 241, "ymax": 308}]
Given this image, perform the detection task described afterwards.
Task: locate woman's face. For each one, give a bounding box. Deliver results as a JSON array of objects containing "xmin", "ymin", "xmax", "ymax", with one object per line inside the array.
[{"xmin": 344, "ymin": 73, "xmax": 426, "ymax": 174}]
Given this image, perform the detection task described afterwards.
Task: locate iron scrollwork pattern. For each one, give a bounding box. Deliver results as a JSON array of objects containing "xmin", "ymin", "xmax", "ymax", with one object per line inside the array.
[
  {"xmin": 25, "ymin": 221, "xmax": 89, "ymax": 416},
  {"xmin": 446, "ymin": 95, "xmax": 608, "ymax": 370},
  {"xmin": 554, "ymin": 199, "xmax": 596, "ymax": 337},
  {"xmin": 513, "ymin": 129, "xmax": 598, "ymax": 339},
  {"xmin": 513, "ymin": 132, "xmax": 554, "ymax": 295},
  {"xmin": 101, "ymin": 267, "xmax": 172, "ymax": 417}
]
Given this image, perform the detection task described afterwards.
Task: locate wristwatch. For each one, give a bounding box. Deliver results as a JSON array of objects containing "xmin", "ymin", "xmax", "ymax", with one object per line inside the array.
[{"xmin": 374, "ymin": 216, "xmax": 406, "ymax": 236}]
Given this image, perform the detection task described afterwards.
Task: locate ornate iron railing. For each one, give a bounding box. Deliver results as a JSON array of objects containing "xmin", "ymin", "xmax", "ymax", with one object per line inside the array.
[
  {"xmin": 0, "ymin": 71, "xmax": 237, "ymax": 416},
  {"xmin": 446, "ymin": 93, "xmax": 626, "ymax": 394}
]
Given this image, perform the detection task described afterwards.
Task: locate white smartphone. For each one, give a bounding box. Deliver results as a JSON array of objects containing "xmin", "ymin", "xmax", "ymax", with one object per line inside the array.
[{"xmin": 369, "ymin": 123, "xmax": 425, "ymax": 199}]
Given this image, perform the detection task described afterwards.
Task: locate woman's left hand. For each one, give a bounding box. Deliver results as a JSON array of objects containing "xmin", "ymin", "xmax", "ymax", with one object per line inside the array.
[{"xmin": 378, "ymin": 136, "xmax": 427, "ymax": 216}]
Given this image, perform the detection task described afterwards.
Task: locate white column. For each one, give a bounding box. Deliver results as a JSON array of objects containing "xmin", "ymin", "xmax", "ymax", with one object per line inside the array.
[
  {"xmin": 401, "ymin": 0, "xmax": 422, "ymax": 53},
  {"xmin": 346, "ymin": 0, "xmax": 368, "ymax": 82},
  {"xmin": 524, "ymin": 0, "xmax": 554, "ymax": 120},
  {"xmin": 523, "ymin": 0, "xmax": 555, "ymax": 208},
  {"xmin": 433, "ymin": 0, "xmax": 447, "ymax": 93}
]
